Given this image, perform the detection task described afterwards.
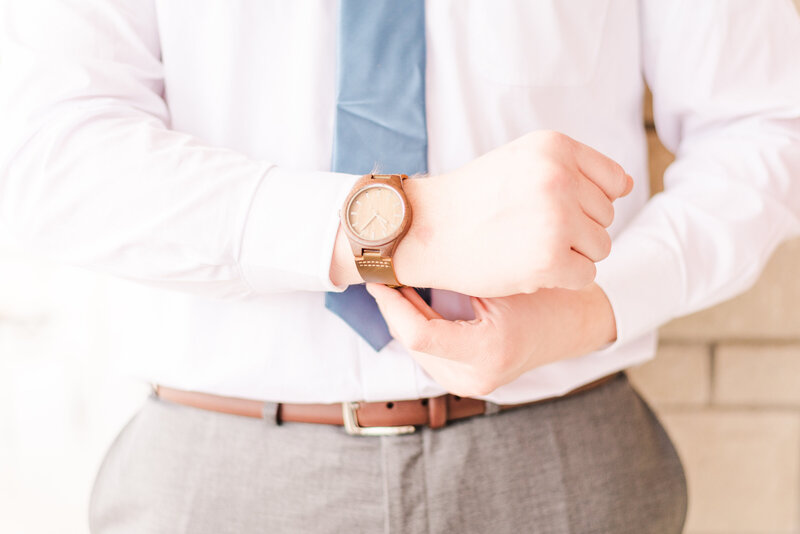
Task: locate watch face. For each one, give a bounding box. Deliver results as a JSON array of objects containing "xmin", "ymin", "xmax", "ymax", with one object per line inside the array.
[{"xmin": 346, "ymin": 184, "xmax": 405, "ymax": 242}]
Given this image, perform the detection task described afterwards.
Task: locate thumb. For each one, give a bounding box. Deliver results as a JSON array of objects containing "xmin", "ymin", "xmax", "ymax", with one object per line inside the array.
[
  {"xmin": 366, "ymin": 284, "xmax": 477, "ymax": 360},
  {"xmin": 366, "ymin": 283, "xmax": 432, "ymax": 347}
]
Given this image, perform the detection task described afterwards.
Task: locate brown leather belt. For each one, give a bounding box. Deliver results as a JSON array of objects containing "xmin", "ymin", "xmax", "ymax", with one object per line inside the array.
[{"xmin": 155, "ymin": 372, "xmax": 621, "ymax": 436}]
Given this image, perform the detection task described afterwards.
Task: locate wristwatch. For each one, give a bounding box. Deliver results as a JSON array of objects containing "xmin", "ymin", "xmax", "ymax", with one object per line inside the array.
[{"xmin": 340, "ymin": 173, "xmax": 412, "ymax": 287}]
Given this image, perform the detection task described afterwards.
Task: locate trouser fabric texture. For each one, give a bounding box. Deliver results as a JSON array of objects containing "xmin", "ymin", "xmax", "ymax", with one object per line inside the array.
[{"xmin": 89, "ymin": 373, "xmax": 687, "ymax": 534}]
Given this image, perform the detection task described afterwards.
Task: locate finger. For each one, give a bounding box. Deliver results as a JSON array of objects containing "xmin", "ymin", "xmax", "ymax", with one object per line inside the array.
[
  {"xmin": 398, "ymin": 286, "xmax": 442, "ymax": 320},
  {"xmin": 469, "ymin": 296, "xmax": 491, "ymax": 321},
  {"xmin": 573, "ymin": 142, "xmax": 633, "ymax": 200},
  {"xmin": 558, "ymin": 250, "xmax": 598, "ymax": 290},
  {"xmin": 570, "ymin": 215, "xmax": 612, "ymax": 262},
  {"xmin": 367, "ymin": 284, "xmax": 431, "ymax": 344},
  {"xmin": 577, "ymin": 176, "xmax": 615, "ymax": 227},
  {"xmin": 623, "ymin": 173, "xmax": 634, "ymax": 196},
  {"xmin": 366, "ymin": 284, "xmax": 482, "ymax": 360},
  {"xmin": 403, "ymin": 286, "xmax": 484, "ymax": 326}
]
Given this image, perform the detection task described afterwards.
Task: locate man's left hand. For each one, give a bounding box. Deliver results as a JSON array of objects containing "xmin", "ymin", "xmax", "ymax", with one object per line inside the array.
[{"xmin": 366, "ymin": 283, "xmax": 618, "ymax": 397}]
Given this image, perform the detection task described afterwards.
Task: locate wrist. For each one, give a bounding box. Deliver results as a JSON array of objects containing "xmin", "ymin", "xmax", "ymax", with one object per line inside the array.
[
  {"xmin": 579, "ymin": 282, "xmax": 618, "ymax": 349},
  {"xmin": 330, "ymin": 174, "xmax": 441, "ymax": 288},
  {"xmin": 330, "ymin": 223, "xmax": 363, "ymax": 287},
  {"xmin": 393, "ymin": 176, "xmax": 440, "ymax": 287},
  {"xmin": 522, "ymin": 283, "xmax": 618, "ymax": 371}
]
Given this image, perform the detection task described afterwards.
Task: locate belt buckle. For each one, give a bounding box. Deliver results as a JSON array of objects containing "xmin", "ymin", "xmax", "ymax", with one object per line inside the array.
[{"xmin": 342, "ymin": 402, "xmax": 416, "ymax": 436}]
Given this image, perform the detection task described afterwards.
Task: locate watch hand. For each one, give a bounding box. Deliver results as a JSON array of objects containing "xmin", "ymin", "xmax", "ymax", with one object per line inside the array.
[
  {"xmin": 375, "ymin": 214, "xmax": 389, "ymax": 228},
  {"xmin": 358, "ymin": 214, "xmax": 377, "ymax": 233}
]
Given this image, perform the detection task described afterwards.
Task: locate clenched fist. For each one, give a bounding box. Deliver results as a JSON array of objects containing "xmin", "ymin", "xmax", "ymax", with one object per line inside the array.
[{"xmin": 392, "ymin": 130, "xmax": 633, "ymax": 297}]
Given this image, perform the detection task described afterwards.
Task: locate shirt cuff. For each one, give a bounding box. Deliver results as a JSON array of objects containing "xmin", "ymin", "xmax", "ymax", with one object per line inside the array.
[
  {"xmin": 594, "ymin": 224, "xmax": 686, "ymax": 347},
  {"xmin": 238, "ymin": 165, "xmax": 360, "ymax": 293}
]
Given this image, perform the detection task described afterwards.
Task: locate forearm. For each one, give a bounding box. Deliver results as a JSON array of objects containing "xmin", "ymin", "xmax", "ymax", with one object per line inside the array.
[
  {"xmin": 1, "ymin": 0, "xmax": 366, "ymax": 298},
  {"xmin": 601, "ymin": 0, "xmax": 800, "ymax": 344},
  {"xmin": 1, "ymin": 107, "xmax": 361, "ymax": 297},
  {"xmin": 595, "ymin": 121, "xmax": 800, "ymax": 345}
]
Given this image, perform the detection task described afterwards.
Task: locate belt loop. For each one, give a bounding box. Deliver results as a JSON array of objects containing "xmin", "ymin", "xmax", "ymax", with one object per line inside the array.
[
  {"xmin": 483, "ymin": 400, "xmax": 501, "ymax": 416},
  {"xmin": 263, "ymin": 402, "xmax": 281, "ymax": 426},
  {"xmin": 428, "ymin": 395, "xmax": 448, "ymax": 429}
]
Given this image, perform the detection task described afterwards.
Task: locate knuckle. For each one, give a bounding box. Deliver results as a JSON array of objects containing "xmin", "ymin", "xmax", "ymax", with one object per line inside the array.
[
  {"xmin": 534, "ymin": 130, "xmax": 571, "ymax": 152},
  {"xmin": 538, "ymin": 163, "xmax": 572, "ymax": 192}
]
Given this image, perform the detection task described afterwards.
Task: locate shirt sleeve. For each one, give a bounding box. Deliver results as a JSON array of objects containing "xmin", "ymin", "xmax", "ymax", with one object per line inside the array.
[
  {"xmin": 0, "ymin": 0, "xmax": 356, "ymax": 299},
  {"xmin": 595, "ymin": 0, "xmax": 800, "ymax": 345}
]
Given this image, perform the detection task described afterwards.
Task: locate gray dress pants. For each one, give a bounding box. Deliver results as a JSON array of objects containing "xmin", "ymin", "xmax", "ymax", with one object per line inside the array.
[{"xmin": 89, "ymin": 373, "xmax": 687, "ymax": 533}]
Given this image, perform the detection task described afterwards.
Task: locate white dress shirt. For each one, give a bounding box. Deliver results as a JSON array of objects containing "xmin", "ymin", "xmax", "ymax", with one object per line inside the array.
[{"xmin": 1, "ymin": 0, "xmax": 799, "ymax": 404}]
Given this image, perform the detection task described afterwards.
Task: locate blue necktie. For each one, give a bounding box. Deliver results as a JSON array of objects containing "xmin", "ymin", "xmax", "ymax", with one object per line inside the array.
[{"xmin": 325, "ymin": 0, "xmax": 429, "ymax": 351}]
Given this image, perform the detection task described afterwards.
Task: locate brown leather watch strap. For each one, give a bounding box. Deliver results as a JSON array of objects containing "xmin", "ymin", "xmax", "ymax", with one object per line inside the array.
[{"xmin": 354, "ymin": 251, "xmax": 401, "ymax": 286}]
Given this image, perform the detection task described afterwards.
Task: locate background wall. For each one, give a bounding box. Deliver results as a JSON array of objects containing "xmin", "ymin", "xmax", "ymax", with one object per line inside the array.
[
  {"xmin": 1, "ymin": 4, "xmax": 800, "ymax": 533},
  {"xmin": 625, "ymin": 88, "xmax": 800, "ymax": 534}
]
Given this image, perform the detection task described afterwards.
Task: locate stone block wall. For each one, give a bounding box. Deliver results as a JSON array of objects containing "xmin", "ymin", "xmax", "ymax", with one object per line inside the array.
[{"xmin": 628, "ymin": 86, "xmax": 800, "ymax": 533}]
